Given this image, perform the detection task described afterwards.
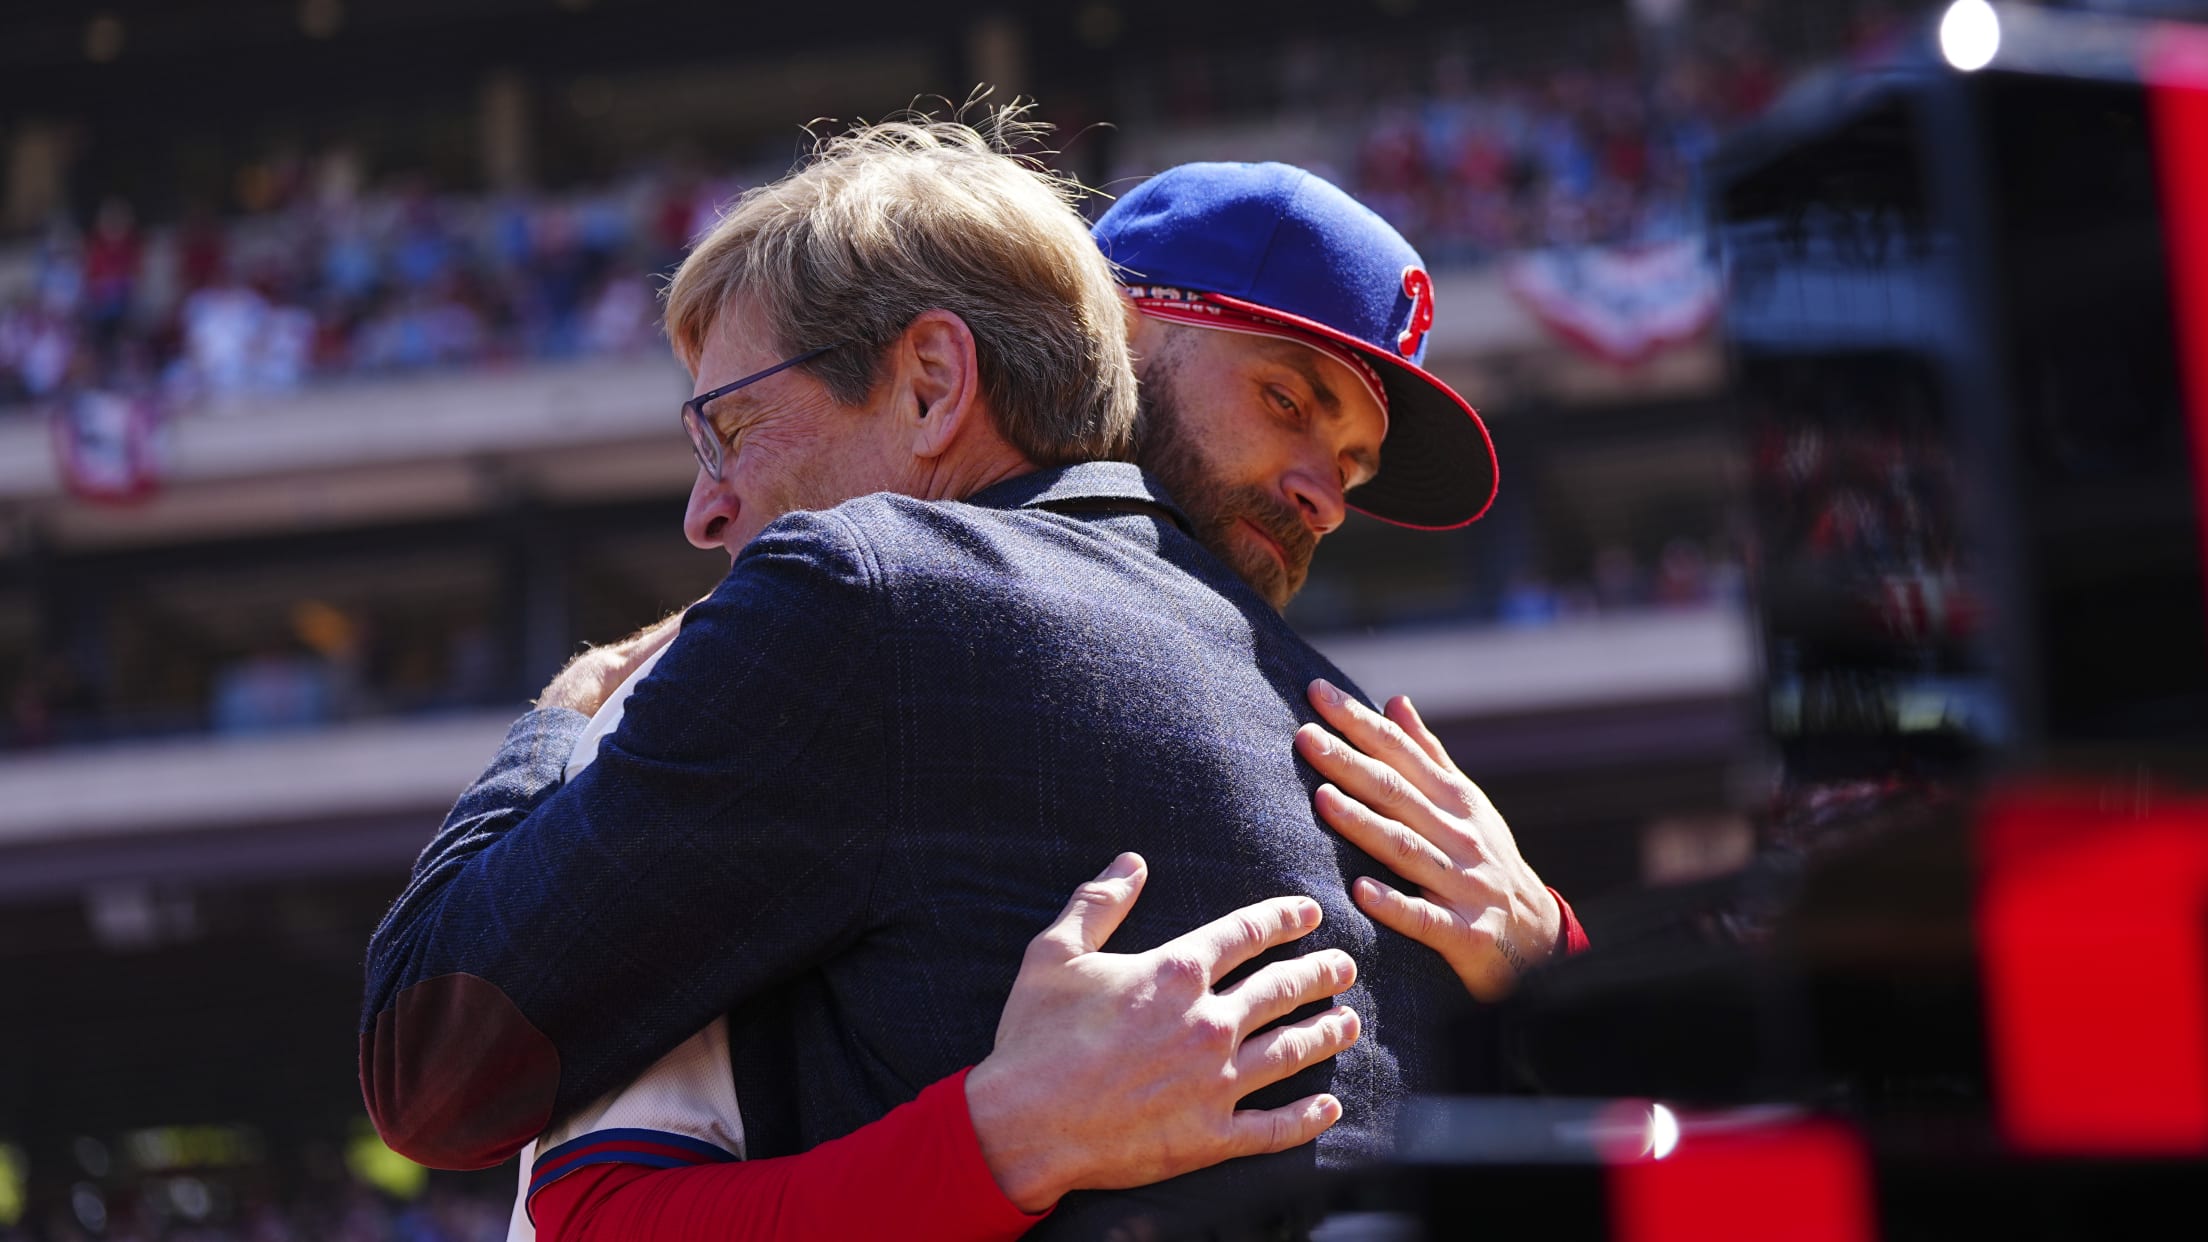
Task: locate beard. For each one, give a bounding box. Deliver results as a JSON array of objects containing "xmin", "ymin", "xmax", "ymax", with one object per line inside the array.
[{"xmin": 1134, "ymin": 364, "xmax": 1316, "ymax": 609}]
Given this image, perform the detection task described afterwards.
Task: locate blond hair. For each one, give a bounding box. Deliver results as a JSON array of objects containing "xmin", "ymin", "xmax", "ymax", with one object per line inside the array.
[{"xmin": 664, "ymin": 108, "xmax": 1136, "ymax": 467}]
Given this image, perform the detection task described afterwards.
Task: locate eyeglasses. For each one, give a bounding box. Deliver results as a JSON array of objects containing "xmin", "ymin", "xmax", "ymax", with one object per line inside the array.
[{"xmin": 680, "ymin": 342, "xmax": 843, "ymax": 481}]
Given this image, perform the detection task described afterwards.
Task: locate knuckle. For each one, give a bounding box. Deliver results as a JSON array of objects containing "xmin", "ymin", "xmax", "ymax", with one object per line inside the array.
[
  {"xmin": 1245, "ymin": 1033, "xmax": 1285, "ymax": 1076},
  {"xmin": 1275, "ymin": 1028, "xmax": 1317, "ymax": 1070},
  {"xmin": 1058, "ymin": 887, "xmax": 1112, "ymax": 927},
  {"xmin": 1156, "ymin": 951, "xmax": 1211, "ymax": 998},
  {"xmin": 1244, "ymin": 968, "xmax": 1296, "ymax": 1013},
  {"xmin": 1375, "ymin": 767, "xmax": 1412, "ymax": 809},
  {"xmin": 1323, "ymin": 949, "xmax": 1357, "ymax": 989},
  {"xmin": 1071, "ymin": 879, "xmax": 1119, "ymax": 908},
  {"xmin": 1278, "ymin": 962, "xmax": 1324, "ymax": 1005},
  {"xmin": 1441, "ymin": 778, "xmax": 1482, "ymax": 817},
  {"xmin": 1378, "ymin": 720, "xmax": 1417, "ymax": 756},
  {"xmin": 1388, "ymin": 826, "xmax": 1426, "ymax": 870},
  {"xmin": 1189, "ymin": 1007, "xmax": 1239, "ymax": 1054}
]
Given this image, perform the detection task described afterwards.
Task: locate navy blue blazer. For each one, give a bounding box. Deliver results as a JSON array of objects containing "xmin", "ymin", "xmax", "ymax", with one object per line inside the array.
[{"xmin": 362, "ymin": 462, "xmax": 1463, "ymax": 1237}]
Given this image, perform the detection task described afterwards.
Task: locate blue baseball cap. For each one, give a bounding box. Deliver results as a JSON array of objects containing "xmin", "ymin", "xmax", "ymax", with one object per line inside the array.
[{"xmin": 1094, "ymin": 161, "xmax": 1496, "ymax": 530}]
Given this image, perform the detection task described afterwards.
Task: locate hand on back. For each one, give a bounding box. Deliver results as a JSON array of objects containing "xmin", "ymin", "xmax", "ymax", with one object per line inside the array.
[
  {"xmin": 1295, "ymin": 679, "xmax": 1563, "ymax": 1001},
  {"xmin": 965, "ymin": 853, "xmax": 1360, "ymax": 1213}
]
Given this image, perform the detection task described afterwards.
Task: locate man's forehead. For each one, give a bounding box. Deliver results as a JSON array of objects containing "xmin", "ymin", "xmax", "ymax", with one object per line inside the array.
[{"xmin": 690, "ymin": 300, "xmax": 780, "ymax": 395}]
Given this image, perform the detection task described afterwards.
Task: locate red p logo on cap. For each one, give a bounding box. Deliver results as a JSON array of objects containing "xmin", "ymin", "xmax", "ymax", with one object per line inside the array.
[{"xmin": 1398, "ymin": 267, "xmax": 1434, "ymax": 358}]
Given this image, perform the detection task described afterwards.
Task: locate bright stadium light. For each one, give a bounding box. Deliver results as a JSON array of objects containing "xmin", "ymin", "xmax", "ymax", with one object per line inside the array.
[
  {"xmin": 1649, "ymin": 1103, "xmax": 1682, "ymax": 1160},
  {"xmin": 1940, "ymin": 0, "xmax": 2000, "ymax": 73}
]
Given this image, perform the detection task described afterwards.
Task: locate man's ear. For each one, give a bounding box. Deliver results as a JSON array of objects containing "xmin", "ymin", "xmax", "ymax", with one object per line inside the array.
[
  {"xmin": 1124, "ymin": 300, "xmax": 1173, "ymax": 374},
  {"xmin": 894, "ymin": 309, "xmax": 983, "ymax": 460},
  {"xmin": 1119, "ymin": 288, "xmax": 1150, "ymax": 358}
]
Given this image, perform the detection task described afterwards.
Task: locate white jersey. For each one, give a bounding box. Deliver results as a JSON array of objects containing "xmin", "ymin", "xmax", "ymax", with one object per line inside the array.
[{"xmin": 505, "ymin": 642, "xmax": 749, "ymax": 1240}]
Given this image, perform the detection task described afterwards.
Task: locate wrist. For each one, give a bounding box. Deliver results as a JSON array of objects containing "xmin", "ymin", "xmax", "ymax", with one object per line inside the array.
[
  {"xmin": 963, "ymin": 1054, "xmax": 1072, "ymax": 1214},
  {"xmin": 535, "ymin": 652, "xmax": 620, "ymax": 714},
  {"xmin": 1516, "ymin": 883, "xmax": 1565, "ymax": 967},
  {"xmin": 535, "ymin": 681, "xmax": 604, "ymax": 714}
]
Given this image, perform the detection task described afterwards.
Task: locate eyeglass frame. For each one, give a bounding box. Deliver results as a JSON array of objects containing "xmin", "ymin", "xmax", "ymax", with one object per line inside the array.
[{"xmin": 680, "ymin": 341, "xmax": 845, "ymax": 481}]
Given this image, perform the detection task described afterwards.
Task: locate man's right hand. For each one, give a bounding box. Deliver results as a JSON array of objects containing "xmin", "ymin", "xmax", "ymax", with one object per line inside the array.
[
  {"xmin": 535, "ymin": 608, "xmax": 687, "ymax": 716},
  {"xmin": 964, "ymin": 854, "xmax": 1360, "ymax": 1214},
  {"xmin": 1296, "ymin": 680, "xmax": 1565, "ymax": 1001}
]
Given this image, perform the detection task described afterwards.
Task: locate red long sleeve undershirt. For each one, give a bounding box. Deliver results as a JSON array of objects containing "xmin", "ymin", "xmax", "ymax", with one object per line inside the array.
[
  {"xmin": 532, "ymin": 1068, "xmax": 1043, "ymax": 1242},
  {"xmin": 1553, "ymin": 887, "xmax": 1590, "ymax": 956},
  {"xmin": 537, "ymin": 898, "xmax": 1592, "ymax": 1242}
]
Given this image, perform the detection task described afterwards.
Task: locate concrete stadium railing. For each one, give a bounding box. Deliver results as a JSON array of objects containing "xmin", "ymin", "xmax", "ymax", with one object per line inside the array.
[{"xmin": 0, "ymin": 605, "xmax": 1753, "ymax": 857}]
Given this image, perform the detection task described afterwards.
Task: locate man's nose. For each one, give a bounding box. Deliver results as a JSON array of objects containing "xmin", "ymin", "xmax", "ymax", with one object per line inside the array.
[
  {"xmin": 684, "ymin": 471, "xmax": 738, "ymax": 551},
  {"xmin": 1283, "ymin": 464, "xmax": 1347, "ymax": 538}
]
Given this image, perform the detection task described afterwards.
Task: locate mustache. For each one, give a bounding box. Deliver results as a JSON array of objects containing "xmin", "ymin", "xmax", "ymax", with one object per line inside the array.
[{"xmin": 1217, "ymin": 485, "xmax": 1316, "ymax": 573}]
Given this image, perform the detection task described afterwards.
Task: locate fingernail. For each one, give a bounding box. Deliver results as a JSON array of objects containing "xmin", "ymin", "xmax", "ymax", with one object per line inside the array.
[
  {"xmin": 1301, "ymin": 726, "xmax": 1333, "ymax": 757},
  {"xmin": 1102, "ymin": 852, "xmax": 1141, "ymax": 881},
  {"xmin": 1313, "ymin": 679, "xmax": 1345, "ymax": 707},
  {"xmin": 1298, "ymin": 898, "xmax": 1323, "ymax": 928},
  {"xmin": 1318, "ymin": 1095, "xmax": 1343, "ymax": 1123},
  {"xmin": 1339, "ymin": 1007, "xmax": 1361, "ymax": 1039}
]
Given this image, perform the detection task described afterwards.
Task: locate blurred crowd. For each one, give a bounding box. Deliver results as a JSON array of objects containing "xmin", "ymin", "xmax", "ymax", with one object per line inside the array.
[
  {"xmin": 1, "ymin": 1181, "xmax": 510, "ymax": 1242},
  {"xmin": 7, "ymin": 590, "xmax": 507, "ymax": 751},
  {"xmin": 0, "ymin": 157, "xmax": 742, "ymax": 409},
  {"xmin": 1747, "ymin": 356, "xmax": 1974, "ymax": 648},
  {"xmin": 1117, "ymin": 1, "xmax": 1911, "ymax": 263},
  {"xmin": 0, "ymin": 3, "xmax": 1917, "ymax": 413},
  {"xmin": 1495, "ymin": 537, "xmax": 1743, "ymax": 627}
]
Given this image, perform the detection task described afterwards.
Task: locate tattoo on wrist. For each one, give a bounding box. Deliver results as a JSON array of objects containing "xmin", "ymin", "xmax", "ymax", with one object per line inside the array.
[{"xmin": 1496, "ymin": 934, "xmax": 1530, "ymax": 977}]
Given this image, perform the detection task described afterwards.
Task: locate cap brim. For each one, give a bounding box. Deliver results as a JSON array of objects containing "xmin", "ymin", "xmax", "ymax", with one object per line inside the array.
[{"xmin": 1203, "ymin": 292, "xmax": 1497, "ymax": 530}]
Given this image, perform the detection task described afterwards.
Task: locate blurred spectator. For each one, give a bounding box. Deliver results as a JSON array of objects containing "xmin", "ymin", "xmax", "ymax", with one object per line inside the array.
[
  {"xmin": 176, "ymin": 207, "xmax": 228, "ymax": 296},
  {"xmin": 81, "ymin": 198, "xmax": 143, "ymax": 357},
  {"xmin": 0, "ymin": 301, "xmax": 76, "ymax": 402},
  {"xmin": 210, "ymin": 645, "xmax": 334, "ymax": 735},
  {"xmin": 180, "ymin": 279, "xmax": 270, "ymax": 396},
  {"xmin": 1499, "ymin": 571, "xmax": 1563, "ymax": 627},
  {"xmin": 1592, "ymin": 542, "xmax": 1652, "ymax": 611},
  {"xmin": 1654, "ymin": 537, "xmax": 1716, "ymax": 606}
]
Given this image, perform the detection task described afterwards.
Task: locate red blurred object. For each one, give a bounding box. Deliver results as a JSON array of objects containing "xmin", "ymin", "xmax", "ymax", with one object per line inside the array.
[
  {"xmin": 2148, "ymin": 23, "xmax": 2208, "ymax": 633},
  {"xmin": 1977, "ymin": 787, "xmax": 2208, "ymax": 1154},
  {"xmin": 1607, "ymin": 1121, "xmax": 1877, "ymax": 1242}
]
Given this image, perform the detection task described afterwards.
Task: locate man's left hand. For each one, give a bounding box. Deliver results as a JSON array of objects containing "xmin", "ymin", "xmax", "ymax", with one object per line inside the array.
[{"xmin": 1293, "ymin": 678, "xmax": 1563, "ymax": 1001}]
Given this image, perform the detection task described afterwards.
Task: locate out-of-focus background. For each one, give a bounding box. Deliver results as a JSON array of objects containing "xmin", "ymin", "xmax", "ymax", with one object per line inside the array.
[{"xmin": 6, "ymin": 0, "xmax": 2208, "ymax": 1238}]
